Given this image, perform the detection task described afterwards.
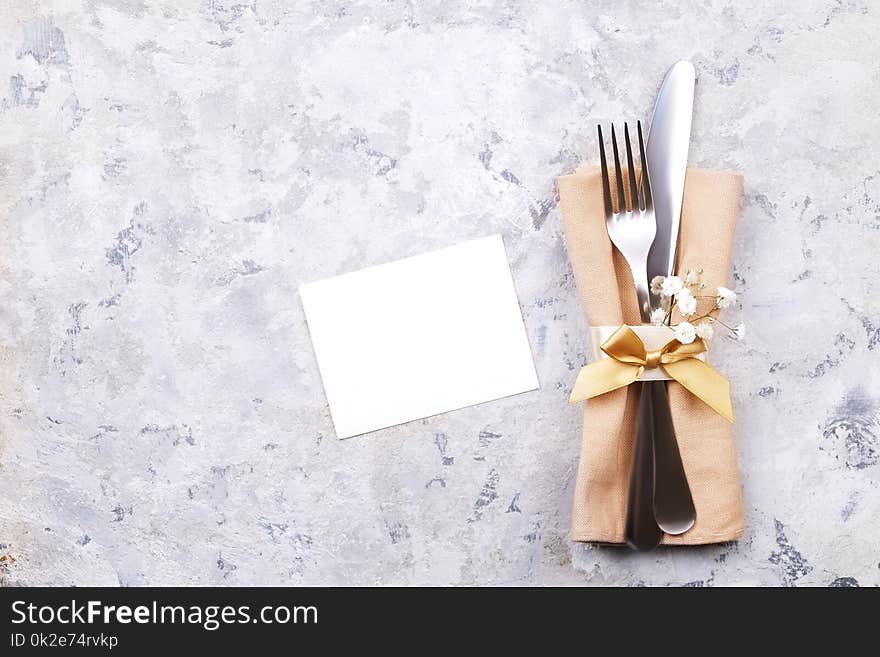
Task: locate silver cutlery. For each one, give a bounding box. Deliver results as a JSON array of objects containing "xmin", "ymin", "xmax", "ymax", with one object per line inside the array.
[
  {"xmin": 598, "ymin": 124, "xmax": 655, "ymax": 319},
  {"xmin": 647, "ymin": 61, "xmax": 695, "ymax": 305},
  {"xmin": 645, "ymin": 61, "xmax": 697, "ymax": 535},
  {"xmin": 597, "ymin": 122, "xmax": 663, "ymax": 550}
]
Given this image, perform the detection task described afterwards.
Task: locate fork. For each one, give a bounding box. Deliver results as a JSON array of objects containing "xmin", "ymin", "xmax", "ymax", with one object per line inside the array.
[
  {"xmin": 598, "ymin": 123, "xmax": 655, "ymax": 322},
  {"xmin": 598, "ymin": 121, "xmax": 663, "ymax": 550}
]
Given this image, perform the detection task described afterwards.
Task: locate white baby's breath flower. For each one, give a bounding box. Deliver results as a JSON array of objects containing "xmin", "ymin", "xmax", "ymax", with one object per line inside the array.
[
  {"xmin": 676, "ymin": 289, "xmax": 697, "ymax": 317},
  {"xmin": 695, "ymin": 321, "xmax": 714, "ymax": 341},
  {"xmin": 650, "ymin": 275, "xmax": 665, "ymax": 295},
  {"xmin": 731, "ymin": 323, "xmax": 746, "ymax": 340},
  {"xmin": 685, "ymin": 270, "xmax": 699, "ymax": 286},
  {"xmin": 660, "ymin": 275, "xmax": 684, "ymax": 298},
  {"xmin": 674, "ymin": 321, "xmax": 697, "ymax": 344},
  {"xmin": 650, "ymin": 308, "xmax": 667, "ymax": 326},
  {"xmin": 716, "ymin": 286, "xmax": 737, "ymax": 309}
]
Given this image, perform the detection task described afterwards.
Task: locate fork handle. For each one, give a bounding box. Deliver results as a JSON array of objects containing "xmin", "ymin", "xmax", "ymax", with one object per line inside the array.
[
  {"xmin": 625, "ymin": 381, "xmax": 663, "ymax": 550},
  {"xmin": 624, "ymin": 262, "xmax": 661, "ymax": 549},
  {"xmin": 631, "ymin": 261, "xmax": 652, "ymax": 322}
]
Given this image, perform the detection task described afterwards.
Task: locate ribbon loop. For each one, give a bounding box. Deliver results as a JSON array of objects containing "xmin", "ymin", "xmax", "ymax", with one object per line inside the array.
[
  {"xmin": 645, "ymin": 349, "xmax": 662, "ymax": 370},
  {"xmin": 569, "ymin": 325, "xmax": 734, "ymax": 422}
]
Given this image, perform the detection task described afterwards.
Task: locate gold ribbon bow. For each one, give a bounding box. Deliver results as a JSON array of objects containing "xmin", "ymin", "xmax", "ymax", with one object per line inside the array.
[{"xmin": 569, "ymin": 325, "xmax": 734, "ymax": 422}]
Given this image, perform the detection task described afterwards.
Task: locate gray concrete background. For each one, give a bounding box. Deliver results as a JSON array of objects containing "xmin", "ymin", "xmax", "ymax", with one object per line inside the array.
[{"xmin": 0, "ymin": 1, "xmax": 877, "ymax": 586}]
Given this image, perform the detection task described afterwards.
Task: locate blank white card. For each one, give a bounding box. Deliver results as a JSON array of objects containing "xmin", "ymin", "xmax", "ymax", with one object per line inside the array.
[{"xmin": 300, "ymin": 235, "xmax": 539, "ymax": 438}]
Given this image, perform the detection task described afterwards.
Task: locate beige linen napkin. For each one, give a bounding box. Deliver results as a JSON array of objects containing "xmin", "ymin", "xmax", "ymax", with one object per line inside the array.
[{"xmin": 557, "ymin": 166, "xmax": 744, "ymax": 545}]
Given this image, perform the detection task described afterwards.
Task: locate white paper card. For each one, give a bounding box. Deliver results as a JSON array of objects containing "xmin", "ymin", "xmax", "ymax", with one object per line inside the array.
[{"xmin": 300, "ymin": 235, "xmax": 539, "ymax": 439}]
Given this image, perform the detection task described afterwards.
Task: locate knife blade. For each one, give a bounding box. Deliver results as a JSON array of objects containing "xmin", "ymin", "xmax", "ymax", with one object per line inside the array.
[
  {"xmin": 644, "ymin": 61, "xmax": 697, "ymax": 536},
  {"xmin": 646, "ymin": 60, "xmax": 695, "ymax": 296}
]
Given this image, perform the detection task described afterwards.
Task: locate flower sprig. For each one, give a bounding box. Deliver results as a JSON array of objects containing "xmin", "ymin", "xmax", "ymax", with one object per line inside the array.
[{"xmin": 648, "ymin": 268, "xmax": 744, "ymax": 345}]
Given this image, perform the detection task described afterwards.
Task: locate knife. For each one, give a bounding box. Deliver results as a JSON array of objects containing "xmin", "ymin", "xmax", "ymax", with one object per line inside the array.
[
  {"xmin": 647, "ymin": 61, "xmax": 695, "ymax": 292},
  {"xmin": 644, "ymin": 61, "xmax": 697, "ymax": 535}
]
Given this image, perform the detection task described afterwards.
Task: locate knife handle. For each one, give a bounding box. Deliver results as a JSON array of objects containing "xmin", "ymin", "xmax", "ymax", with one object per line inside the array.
[
  {"xmin": 650, "ymin": 380, "xmax": 696, "ymax": 535},
  {"xmin": 624, "ymin": 382, "xmax": 663, "ymax": 551}
]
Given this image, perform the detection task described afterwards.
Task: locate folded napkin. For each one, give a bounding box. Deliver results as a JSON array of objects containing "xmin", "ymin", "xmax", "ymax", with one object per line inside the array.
[{"xmin": 557, "ymin": 166, "xmax": 744, "ymax": 545}]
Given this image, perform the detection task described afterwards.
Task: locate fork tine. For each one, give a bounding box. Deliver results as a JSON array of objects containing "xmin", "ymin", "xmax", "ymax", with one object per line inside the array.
[
  {"xmin": 637, "ymin": 120, "xmax": 652, "ymax": 211},
  {"xmin": 610, "ymin": 125, "xmax": 627, "ymax": 212},
  {"xmin": 623, "ymin": 123, "xmax": 639, "ymax": 211},
  {"xmin": 597, "ymin": 125, "xmax": 613, "ymax": 216}
]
